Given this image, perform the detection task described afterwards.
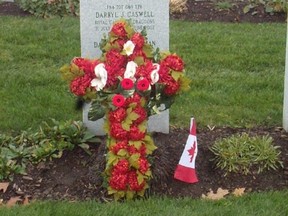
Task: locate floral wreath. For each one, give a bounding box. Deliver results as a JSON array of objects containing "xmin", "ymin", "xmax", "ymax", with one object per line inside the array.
[{"xmin": 60, "ymin": 18, "xmax": 190, "ymax": 200}]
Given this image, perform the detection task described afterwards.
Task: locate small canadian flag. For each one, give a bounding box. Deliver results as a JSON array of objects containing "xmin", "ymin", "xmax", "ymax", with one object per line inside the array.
[{"xmin": 174, "ymin": 117, "xmax": 198, "ymax": 183}]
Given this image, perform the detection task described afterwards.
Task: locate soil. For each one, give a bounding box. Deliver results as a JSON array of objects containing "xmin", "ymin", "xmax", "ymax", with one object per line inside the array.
[{"xmin": 0, "ymin": 0, "xmax": 288, "ymax": 203}]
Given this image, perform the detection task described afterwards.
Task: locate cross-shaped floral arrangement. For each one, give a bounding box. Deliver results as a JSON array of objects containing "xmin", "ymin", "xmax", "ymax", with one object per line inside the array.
[{"xmin": 60, "ymin": 18, "xmax": 190, "ymax": 200}]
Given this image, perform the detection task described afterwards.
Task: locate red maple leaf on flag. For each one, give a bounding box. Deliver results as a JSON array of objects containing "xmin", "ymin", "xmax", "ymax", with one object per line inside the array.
[{"xmin": 187, "ymin": 141, "xmax": 196, "ymax": 163}]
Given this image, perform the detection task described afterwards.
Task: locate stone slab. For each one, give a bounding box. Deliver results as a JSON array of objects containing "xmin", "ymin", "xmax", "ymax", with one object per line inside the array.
[{"xmin": 80, "ymin": 0, "xmax": 170, "ymax": 135}]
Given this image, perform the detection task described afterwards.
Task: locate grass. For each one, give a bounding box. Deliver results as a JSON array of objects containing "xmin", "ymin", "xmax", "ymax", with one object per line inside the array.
[
  {"xmin": 170, "ymin": 21, "xmax": 285, "ymax": 128},
  {"xmin": 0, "ymin": 17, "xmax": 81, "ymax": 132},
  {"xmin": 0, "ymin": 191, "xmax": 287, "ymax": 216},
  {"xmin": 0, "ymin": 17, "xmax": 286, "ymax": 132},
  {"xmin": 215, "ymin": 1, "xmax": 234, "ymax": 11}
]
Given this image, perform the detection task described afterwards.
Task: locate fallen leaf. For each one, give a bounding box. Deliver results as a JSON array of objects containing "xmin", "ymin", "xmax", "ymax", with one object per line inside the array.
[
  {"xmin": 202, "ymin": 188, "xmax": 229, "ymax": 200},
  {"xmin": 0, "ymin": 183, "xmax": 9, "ymax": 193},
  {"xmin": 232, "ymin": 188, "xmax": 245, "ymax": 197},
  {"xmin": 23, "ymin": 196, "xmax": 30, "ymax": 205},
  {"xmin": 6, "ymin": 196, "xmax": 22, "ymax": 208},
  {"xmin": 22, "ymin": 176, "xmax": 33, "ymax": 181},
  {"xmin": 207, "ymin": 125, "xmax": 215, "ymax": 131}
]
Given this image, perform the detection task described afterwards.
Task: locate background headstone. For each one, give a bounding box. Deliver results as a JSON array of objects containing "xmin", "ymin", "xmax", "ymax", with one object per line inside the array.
[
  {"xmin": 283, "ymin": 22, "xmax": 288, "ymax": 132},
  {"xmin": 80, "ymin": 0, "xmax": 170, "ymax": 135}
]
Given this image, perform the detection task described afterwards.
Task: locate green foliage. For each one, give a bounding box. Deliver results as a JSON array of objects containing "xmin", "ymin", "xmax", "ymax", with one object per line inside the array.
[
  {"xmin": 88, "ymin": 101, "xmax": 106, "ymax": 121},
  {"xmin": 210, "ymin": 133, "xmax": 283, "ymax": 175},
  {"xmin": 215, "ymin": 1, "xmax": 234, "ymax": 11},
  {"xmin": 0, "ymin": 119, "xmax": 100, "ymax": 180},
  {"xmin": 244, "ymin": 0, "xmax": 287, "ymax": 15},
  {"xmin": 15, "ymin": 0, "xmax": 80, "ymax": 18}
]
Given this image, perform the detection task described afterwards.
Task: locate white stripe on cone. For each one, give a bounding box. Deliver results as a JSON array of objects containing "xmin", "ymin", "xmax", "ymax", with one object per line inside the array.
[{"xmin": 174, "ymin": 118, "xmax": 198, "ymax": 183}]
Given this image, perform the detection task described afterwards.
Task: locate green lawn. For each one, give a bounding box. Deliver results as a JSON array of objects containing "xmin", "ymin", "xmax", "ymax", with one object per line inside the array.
[
  {"xmin": 0, "ymin": 191, "xmax": 288, "ymax": 216},
  {"xmin": 0, "ymin": 17, "xmax": 286, "ymax": 132}
]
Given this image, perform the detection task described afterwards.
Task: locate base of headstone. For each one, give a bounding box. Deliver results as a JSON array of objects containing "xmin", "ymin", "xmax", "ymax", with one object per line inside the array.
[{"xmin": 83, "ymin": 103, "xmax": 169, "ymax": 135}]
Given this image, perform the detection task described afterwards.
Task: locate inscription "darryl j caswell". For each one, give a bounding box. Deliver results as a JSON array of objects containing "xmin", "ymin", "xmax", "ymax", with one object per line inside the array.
[{"xmin": 95, "ymin": 11, "xmax": 154, "ymax": 19}]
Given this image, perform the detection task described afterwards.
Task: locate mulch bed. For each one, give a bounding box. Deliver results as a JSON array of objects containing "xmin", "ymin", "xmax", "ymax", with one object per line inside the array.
[{"xmin": 2, "ymin": 127, "xmax": 288, "ymax": 202}]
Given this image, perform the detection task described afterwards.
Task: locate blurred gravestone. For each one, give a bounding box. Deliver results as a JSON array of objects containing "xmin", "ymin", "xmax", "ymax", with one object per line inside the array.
[{"xmin": 80, "ymin": 0, "xmax": 170, "ymax": 135}]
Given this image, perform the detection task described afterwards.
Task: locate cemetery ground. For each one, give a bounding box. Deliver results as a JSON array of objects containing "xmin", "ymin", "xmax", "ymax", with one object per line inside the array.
[
  {"xmin": 0, "ymin": 0, "xmax": 287, "ymax": 22},
  {"xmin": 0, "ymin": 0, "xmax": 288, "ymax": 214}
]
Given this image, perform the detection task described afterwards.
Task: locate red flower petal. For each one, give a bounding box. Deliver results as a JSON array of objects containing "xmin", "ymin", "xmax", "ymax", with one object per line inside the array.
[
  {"xmin": 70, "ymin": 75, "xmax": 92, "ymax": 96},
  {"xmin": 110, "ymin": 22, "xmax": 127, "ymax": 38},
  {"xmin": 112, "ymin": 94, "xmax": 126, "ymax": 107},
  {"xmin": 121, "ymin": 78, "xmax": 134, "ymax": 90},
  {"xmin": 109, "ymin": 108, "xmax": 127, "ymax": 123},
  {"xmin": 128, "ymin": 170, "xmax": 145, "ymax": 191},
  {"xmin": 110, "ymin": 122, "xmax": 128, "ymax": 140},
  {"xmin": 136, "ymin": 78, "xmax": 150, "ymax": 91},
  {"xmin": 163, "ymin": 54, "xmax": 184, "ymax": 71}
]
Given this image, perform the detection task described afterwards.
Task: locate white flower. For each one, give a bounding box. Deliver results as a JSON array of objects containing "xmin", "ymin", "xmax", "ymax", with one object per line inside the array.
[
  {"xmin": 150, "ymin": 63, "xmax": 160, "ymax": 85},
  {"xmin": 123, "ymin": 40, "xmax": 135, "ymax": 56},
  {"xmin": 124, "ymin": 61, "xmax": 138, "ymax": 80},
  {"xmin": 91, "ymin": 63, "xmax": 107, "ymax": 91}
]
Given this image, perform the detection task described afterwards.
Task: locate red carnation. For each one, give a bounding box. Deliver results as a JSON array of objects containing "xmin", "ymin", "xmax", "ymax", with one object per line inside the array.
[
  {"xmin": 121, "ymin": 78, "xmax": 134, "ymax": 90},
  {"xmin": 139, "ymin": 144, "xmax": 147, "ymax": 156},
  {"xmin": 109, "ymin": 173, "xmax": 128, "ymax": 190},
  {"xmin": 112, "ymin": 94, "xmax": 126, "ymax": 107},
  {"xmin": 128, "ymin": 145, "xmax": 138, "ymax": 155},
  {"xmin": 109, "ymin": 108, "xmax": 127, "ymax": 123},
  {"xmin": 114, "ymin": 159, "xmax": 130, "ymax": 173},
  {"xmin": 139, "ymin": 157, "xmax": 149, "ymax": 174},
  {"xmin": 128, "ymin": 170, "xmax": 145, "ymax": 191},
  {"xmin": 135, "ymin": 61, "xmax": 155, "ymax": 80},
  {"xmin": 105, "ymin": 65, "xmax": 125, "ymax": 88},
  {"xmin": 136, "ymin": 78, "xmax": 150, "ymax": 91},
  {"xmin": 129, "ymin": 125, "xmax": 145, "ymax": 140},
  {"xmin": 125, "ymin": 93, "xmax": 143, "ymax": 106},
  {"xmin": 70, "ymin": 74, "xmax": 92, "ymax": 96},
  {"xmin": 158, "ymin": 63, "xmax": 170, "ymax": 83},
  {"xmin": 133, "ymin": 106, "xmax": 147, "ymax": 124},
  {"xmin": 131, "ymin": 32, "xmax": 145, "ymax": 49},
  {"xmin": 72, "ymin": 57, "xmax": 98, "ymax": 77},
  {"xmin": 163, "ymin": 80, "xmax": 180, "ymax": 96},
  {"xmin": 105, "ymin": 49, "xmax": 127, "ymax": 70},
  {"xmin": 163, "ymin": 54, "xmax": 184, "ymax": 71},
  {"xmin": 110, "ymin": 140, "xmax": 128, "ymax": 155},
  {"xmin": 111, "ymin": 22, "xmax": 127, "ymax": 38},
  {"xmin": 110, "ymin": 123, "xmax": 128, "ymax": 140},
  {"xmin": 128, "ymin": 143, "xmax": 147, "ymax": 157}
]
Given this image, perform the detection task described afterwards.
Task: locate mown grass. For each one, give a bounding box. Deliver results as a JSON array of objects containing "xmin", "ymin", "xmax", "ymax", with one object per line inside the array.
[
  {"xmin": 0, "ymin": 17, "xmax": 81, "ymax": 132},
  {"xmin": 170, "ymin": 21, "xmax": 286, "ymax": 128},
  {"xmin": 0, "ymin": 191, "xmax": 288, "ymax": 216},
  {"xmin": 0, "ymin": 17, "xmax": 286, "ymax": 132}
]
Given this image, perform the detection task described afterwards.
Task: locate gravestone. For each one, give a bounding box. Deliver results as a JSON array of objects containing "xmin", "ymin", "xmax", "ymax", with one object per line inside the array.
[
  {"xmin": 80, "ymin": 0, "xmax": 170, "ymax": 135},
  {"xmin": 284, "ymin": 22, "xmax": 288, "ymax": 132}
]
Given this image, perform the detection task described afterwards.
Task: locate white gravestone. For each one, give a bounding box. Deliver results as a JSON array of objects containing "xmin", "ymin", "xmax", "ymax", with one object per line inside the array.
[
  {"xmin": 283, "ymin": 21, "xmax": 288, "ymax": 132},
  {"xmin": 80, "ymin": 0, "xmax": 170, "ymax": 135}
]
